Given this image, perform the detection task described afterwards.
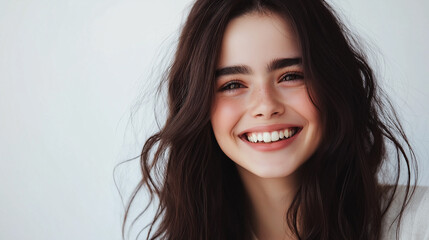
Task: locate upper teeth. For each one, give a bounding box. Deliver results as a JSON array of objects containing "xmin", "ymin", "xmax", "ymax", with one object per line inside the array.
[{"xmin": 246, "ymin": 128, "xmax": 297, "ymax": 143}]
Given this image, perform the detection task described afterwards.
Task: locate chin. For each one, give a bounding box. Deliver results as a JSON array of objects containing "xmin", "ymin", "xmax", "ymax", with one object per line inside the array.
[{"xmin": 239, "ymin": 163, "xmax": 300, "ymax": 179}]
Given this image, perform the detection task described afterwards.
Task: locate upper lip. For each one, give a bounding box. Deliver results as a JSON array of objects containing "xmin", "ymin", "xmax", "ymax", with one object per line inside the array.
[{"xmin": 238, "ymin": 123, "xmax": 302, "ymax": 137}]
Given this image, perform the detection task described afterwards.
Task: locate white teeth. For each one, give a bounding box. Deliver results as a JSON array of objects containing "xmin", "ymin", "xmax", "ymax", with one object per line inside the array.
[
  {"xmin": 251, "ymin": 133, "xmax": 257, "ymax": 143},
  {"xmin": 284, "ymin": 129, "xmax": 290, "ymax": 138},
  {"xmin": 246, "ymin": 128, "xmax": 298, "ymax": 143},
  {"xmin": 257, "ymin": 133, "xmax": 263, "ymax": 142},
  {"xmin": 271, "ymin": 131, "xmax": 279, "ymax": 141},
  {"xmin": 263, "ymin": 132, "xmax": 271, "ymax": 143}
]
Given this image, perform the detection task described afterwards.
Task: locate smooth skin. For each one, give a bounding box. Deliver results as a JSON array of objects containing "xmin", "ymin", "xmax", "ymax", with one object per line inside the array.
[{"xmin": 211, "ymin": 12, "xmax": 322, "ymax": 240}]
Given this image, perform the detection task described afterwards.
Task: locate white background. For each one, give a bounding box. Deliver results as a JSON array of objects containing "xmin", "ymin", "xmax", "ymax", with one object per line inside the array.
[{"xmin": 0, "ymin": 0, "xmax": 428, "ymax": 239}]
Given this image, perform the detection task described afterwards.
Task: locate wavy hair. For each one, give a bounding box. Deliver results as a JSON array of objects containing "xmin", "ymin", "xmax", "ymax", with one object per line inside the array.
[{"xmin": 123, "ymin": 0, "xmax": 417, "ymax": 239}]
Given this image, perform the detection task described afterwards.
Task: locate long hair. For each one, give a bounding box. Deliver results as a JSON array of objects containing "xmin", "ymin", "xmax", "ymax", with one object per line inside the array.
[{"xmin": 123, "ymin": 0, "xmax": 417, "ymax": 239}]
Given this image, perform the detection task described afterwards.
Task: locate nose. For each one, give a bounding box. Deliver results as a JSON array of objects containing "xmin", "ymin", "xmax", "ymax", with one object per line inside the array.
[{"xmin": 249, "ymin": 84, "xmax": 285, "ymax": 119}]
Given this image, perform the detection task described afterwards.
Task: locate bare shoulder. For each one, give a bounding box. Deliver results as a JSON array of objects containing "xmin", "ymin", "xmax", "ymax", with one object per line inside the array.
[{"xmin": 381, "ymin": 185, "xmax": 429, "ymax": 240}]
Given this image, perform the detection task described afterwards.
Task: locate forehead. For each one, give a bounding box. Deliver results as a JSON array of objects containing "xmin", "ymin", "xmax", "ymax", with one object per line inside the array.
[{"xmin": 217, "ymin": 12, "xmax": 301, "ymax": 69}]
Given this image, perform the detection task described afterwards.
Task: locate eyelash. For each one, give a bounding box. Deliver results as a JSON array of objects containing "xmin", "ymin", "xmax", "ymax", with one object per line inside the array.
[
  {"xmin": 279, "ymin": 71, "xmax": 304, "ymax": 82},
  {"xmin": 219, "ymin": 72, "xmax": 304, "ymax": 92},
  {"xmin": 219, "ymin": 80, "xmax": 244, "ymax": 92}
]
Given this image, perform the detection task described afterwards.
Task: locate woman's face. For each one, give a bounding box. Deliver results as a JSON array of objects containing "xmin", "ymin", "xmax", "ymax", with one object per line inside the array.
[{"xmin": 211, "ymin": 12, "xmax": 322, "ymax": 179}]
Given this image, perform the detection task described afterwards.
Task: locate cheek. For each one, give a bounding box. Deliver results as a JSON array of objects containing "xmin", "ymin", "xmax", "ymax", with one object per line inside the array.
[
  {"xmin": 296, "ymin": 91, "xmax": 322, "ymax": 147},
  {"xmin": 287, "ymin": 88, "xmax": 319, "ymax": 123},
  {"xmin": 211, "ymin": 97, "xmax": 243, "ymax": 136},
  {"xmin": 284, "ymin": 88, "xmax": 322, "ymax": 145}
]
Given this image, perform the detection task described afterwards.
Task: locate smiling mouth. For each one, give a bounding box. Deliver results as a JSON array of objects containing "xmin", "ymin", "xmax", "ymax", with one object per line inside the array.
[{"xmin": 241, "ymin": 127, "xmax": 302, "ymax": 143}]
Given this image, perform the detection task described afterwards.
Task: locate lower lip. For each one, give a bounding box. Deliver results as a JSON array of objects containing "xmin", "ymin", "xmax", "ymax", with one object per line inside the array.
[{"xmin": 242, "ymin": 130, "xmax": 300, "ymax": 152}]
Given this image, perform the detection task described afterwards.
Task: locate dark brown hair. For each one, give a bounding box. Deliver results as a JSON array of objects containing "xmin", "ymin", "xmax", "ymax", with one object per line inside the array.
[{"xmin": 123, "ymin": 0, "xmax": 417, "ymax": 239}]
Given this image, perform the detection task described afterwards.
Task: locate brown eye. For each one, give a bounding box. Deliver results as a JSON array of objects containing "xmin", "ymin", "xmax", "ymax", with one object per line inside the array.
[
  {"xmin": 220, "ymin": 81, "xmax": 245, "ymax": 92},
  {"xmin": 279, "ymin": 72, "xmax": 304, "ymax": 82}
]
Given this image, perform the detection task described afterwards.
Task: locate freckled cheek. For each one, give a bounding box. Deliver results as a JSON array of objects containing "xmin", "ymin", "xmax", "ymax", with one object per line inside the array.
[{"xmin": 211, "ymin": 98, "xmax": 244, "ymax": 136}]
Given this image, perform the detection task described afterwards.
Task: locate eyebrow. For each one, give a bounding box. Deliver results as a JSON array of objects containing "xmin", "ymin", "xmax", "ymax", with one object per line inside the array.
[{"xmin": 215, "ymin": 57, "xmax": 302, "ymax": 78}]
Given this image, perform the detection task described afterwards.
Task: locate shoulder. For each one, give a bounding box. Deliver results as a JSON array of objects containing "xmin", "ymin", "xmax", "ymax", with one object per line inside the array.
[{"xmin": 381, "ymin": 185, "xmax": 429, "ymax": 240}]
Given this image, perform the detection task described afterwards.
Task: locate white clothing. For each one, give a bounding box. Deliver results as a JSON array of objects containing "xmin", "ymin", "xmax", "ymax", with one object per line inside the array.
[
  {"xmin": 381, "ymin": 185, "xmax": 429, "ymax": 240},
  {"xmin": 251, "ymin": 185, "xmax": 429, "ymax": 240}
]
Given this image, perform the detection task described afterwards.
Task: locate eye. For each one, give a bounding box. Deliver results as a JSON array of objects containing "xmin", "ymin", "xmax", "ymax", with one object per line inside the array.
[
  {"xmin": 219, "ymin": 80, "xmax": 245, "ymax": 92},
  {"xmin": 279, "ymin": 72, "xmax": 304, "ymax": 82}
]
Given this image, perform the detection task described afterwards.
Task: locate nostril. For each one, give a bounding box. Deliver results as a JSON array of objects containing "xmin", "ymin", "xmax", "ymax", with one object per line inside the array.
[
  {"xmin": 255, "ymin": 111, "xmax": 280, "ymax": 118},
  {"xmin": 251, "ymin": 99, "xmax": 285, "ymax": 118}
]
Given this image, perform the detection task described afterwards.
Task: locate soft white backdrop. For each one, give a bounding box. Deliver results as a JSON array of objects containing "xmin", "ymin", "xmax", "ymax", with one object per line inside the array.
[{"xmin": 0, "ymin": 0, "xmax": 428, "ymax": 239}]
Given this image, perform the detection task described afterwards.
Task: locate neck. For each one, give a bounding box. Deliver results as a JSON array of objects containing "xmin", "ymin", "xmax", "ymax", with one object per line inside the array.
[{"xmin": 237, "ymin": 165, "xmax": 299, "ymax": 240}]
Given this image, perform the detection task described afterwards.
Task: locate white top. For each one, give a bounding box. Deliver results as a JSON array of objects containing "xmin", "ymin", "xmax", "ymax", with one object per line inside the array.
[
  {"xmin": 381, "ymin": 185, "xmax": 429, "ymax": 240},
  {"xmin": 252, "ymin": 185, "xmax": 429, "ymax": 240}
]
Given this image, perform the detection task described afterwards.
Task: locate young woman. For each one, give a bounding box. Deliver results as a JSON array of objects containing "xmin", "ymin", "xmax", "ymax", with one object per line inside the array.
[{"xmin": 124, "ymin": 0, "xmax": 428, "ymax": 239}]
